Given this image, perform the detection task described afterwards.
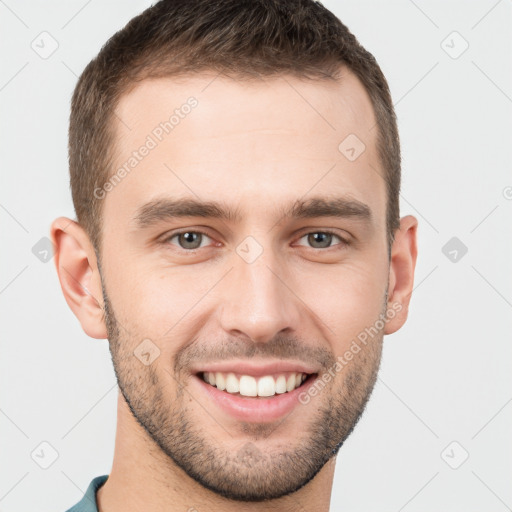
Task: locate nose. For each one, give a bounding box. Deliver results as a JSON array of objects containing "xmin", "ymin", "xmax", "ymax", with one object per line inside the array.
[{"xmin": 218, "ymin": 252, "xmax": 301, "ymax": 344}]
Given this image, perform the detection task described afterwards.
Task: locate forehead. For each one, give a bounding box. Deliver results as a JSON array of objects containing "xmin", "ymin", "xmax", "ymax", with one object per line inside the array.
[{"xmin": 104, "ymin": 70, "xmax": 385, "ymax": 232}]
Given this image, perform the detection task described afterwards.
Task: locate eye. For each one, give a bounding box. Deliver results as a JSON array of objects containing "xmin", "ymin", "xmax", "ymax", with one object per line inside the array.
[
  {"xmin": 296, "ymin": 230, "xmax": 348, "ymax": 249},
  {"xmin": 167, "ymin": 230, "xmax": 213, "ymax": 250}
]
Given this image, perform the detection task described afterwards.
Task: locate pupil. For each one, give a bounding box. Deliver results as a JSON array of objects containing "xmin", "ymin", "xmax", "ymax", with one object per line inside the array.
[
  {"xmin": 308, "ymin": 232, "xmax": 331, "ymax": 248},
  {"xmin": 181, "ymin": 232, "xmax": 201, "ymax": 249}
]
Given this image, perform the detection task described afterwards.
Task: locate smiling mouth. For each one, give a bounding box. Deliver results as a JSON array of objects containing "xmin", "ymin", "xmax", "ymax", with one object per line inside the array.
[{"xmin": 198, "ymin": 371, "xmax": 317, "ymax": 398}]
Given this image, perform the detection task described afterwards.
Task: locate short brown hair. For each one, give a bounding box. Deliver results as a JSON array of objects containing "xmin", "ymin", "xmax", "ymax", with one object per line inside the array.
[{"xmin": 69, "ymin": 0, "xmax": 401, "ymax": 254}]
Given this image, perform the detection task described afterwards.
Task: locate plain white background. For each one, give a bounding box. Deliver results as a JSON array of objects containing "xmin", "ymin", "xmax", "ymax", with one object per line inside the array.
[{"xmin": 1, "ymin": 1, "xmax": 511, "ymax": 510}]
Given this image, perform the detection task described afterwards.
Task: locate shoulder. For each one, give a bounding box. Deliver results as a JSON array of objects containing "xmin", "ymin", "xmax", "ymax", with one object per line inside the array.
[{"xmin": 64, "ymin": 475, "xmax": 109, "ymax": 512}]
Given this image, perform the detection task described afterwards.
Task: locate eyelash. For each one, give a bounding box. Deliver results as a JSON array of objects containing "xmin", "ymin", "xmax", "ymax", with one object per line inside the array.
[{"xmin": 163, "ymin": 229, "xmax": 350, "ymax": 251}]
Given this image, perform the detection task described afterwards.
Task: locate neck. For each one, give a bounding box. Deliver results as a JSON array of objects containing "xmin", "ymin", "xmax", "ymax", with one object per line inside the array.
[{"xmin": 97, "ymin": 393, "xmax": 336, "ymax": 512}]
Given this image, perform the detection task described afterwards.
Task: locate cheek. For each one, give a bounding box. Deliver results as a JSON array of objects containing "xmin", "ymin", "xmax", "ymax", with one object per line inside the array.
[
  {"xmin": 296, "ymin": 260, "xmax": 388, "ymax": 347},
  {"xmin": 105, "ymin": 260, "xmax": 222, "ymax": 341}
]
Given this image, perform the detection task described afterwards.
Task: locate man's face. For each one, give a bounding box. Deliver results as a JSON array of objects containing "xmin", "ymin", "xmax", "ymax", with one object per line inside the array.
[{"xmin": 100, "ymin": 70, "xmax": 391, "ymax": 500}]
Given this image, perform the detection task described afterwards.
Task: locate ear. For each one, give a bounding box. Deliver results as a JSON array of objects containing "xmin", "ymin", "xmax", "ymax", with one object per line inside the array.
[
  {"xmin": 384, "ymin": 215, "xmax": 418, "ymax": 335},
  {"xmin": 50, "ymin": 217, "xmax": 108, "ymax": 339}
]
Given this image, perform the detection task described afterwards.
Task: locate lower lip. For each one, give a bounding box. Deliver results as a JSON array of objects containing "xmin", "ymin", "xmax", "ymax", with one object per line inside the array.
[{"xmin": 192, "ymin": 373, "xmax": 318, "ymax": 423}]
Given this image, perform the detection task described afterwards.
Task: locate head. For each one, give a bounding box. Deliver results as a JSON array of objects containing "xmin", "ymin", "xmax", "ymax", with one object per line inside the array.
[{"xmin": 52, "ymin": 0, "xmax": 417, "ymax": 503}]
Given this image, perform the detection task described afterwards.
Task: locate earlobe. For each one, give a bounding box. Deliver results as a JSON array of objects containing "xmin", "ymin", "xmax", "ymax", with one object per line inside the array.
[
  {"xmin": 384, "ymin": 215, "xmax": 418, "ymax": 335},
  {"xmin": 50, "ymin": 217, "xmax": 108, "ymax": 339}
]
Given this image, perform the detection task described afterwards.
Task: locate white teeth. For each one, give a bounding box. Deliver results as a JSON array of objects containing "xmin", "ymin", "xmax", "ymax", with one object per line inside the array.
[
  {"xmin": 202, "ymin": 371, "xmax": 309, "ymax": 397},
  {"xmin": 239, "ymin": 375, "xmax": 258, "ymax": 396},
  {"xmin": 286, "ymin": 374, "xmax": 296, "ymax": 392},
  {"xmin": 225, "ymin": 372, "xmax": 240, "ymax": 393},
  {"xmin": 215, "ymin": 372, "xmax": 226, "ymax": 391},
  {"xmin": 257, "ymin": 376, "xmax": 275, "ymax": 397},
  {"xmin": 275, "ymin": 375, "xmax": 287, "ymax": 394}
]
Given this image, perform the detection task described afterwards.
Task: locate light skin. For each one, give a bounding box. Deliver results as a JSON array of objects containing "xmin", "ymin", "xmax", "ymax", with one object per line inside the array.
[{"xmin": 52, "ymin": 68, "xmax": 417, "ymax": 512}]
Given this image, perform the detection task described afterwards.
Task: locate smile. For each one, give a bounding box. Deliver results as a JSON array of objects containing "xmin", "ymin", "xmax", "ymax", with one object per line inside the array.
[
  {"xmin": 200, "ymin": 371, "xmax": 313, "ymax": 398},
  {"xmin": 193, "ymin": 369, "xmax": 319, "ymax": 422}
]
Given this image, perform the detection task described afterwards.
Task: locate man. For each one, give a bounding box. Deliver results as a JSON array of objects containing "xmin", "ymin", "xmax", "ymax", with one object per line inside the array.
[{"xmin": 52, "ymin": 0, "xmax": 418, "ymax": 510}]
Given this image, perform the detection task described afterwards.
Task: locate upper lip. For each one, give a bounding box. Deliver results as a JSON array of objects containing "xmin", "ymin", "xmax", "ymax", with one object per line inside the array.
[{"xmin": 191, "ymin": 360, "xmax": 319, "ymax": 377}]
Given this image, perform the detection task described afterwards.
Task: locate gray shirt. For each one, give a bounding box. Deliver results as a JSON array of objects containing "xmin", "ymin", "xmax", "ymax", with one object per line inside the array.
[{"xmin": 65, "ymin": 475, "xmax": 108, "ymax": 512}]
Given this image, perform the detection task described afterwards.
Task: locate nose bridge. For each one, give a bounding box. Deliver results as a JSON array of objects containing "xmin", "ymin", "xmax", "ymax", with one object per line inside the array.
[{"xmin": 219, "ymin": 244, "xmax": 300, "ymax": 343}]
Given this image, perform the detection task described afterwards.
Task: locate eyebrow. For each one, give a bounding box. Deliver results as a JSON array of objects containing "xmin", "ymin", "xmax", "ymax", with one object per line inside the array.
[{"xmin": 133, "ymin": 196, "xmax": 372, "ymax": 229}]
